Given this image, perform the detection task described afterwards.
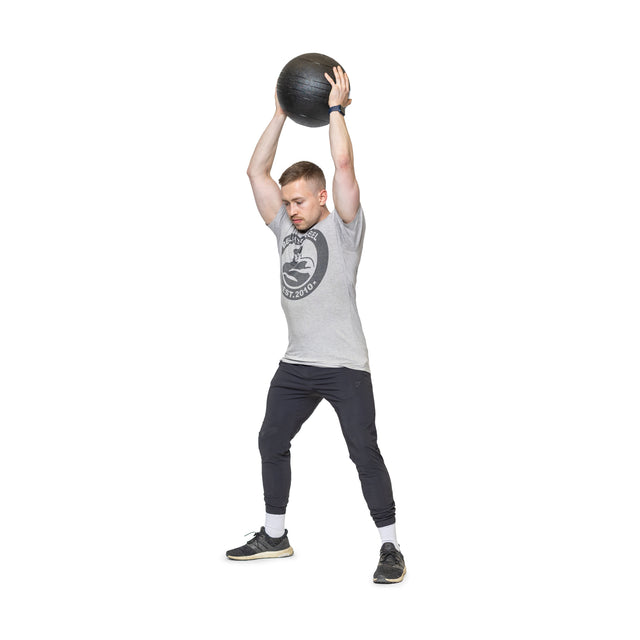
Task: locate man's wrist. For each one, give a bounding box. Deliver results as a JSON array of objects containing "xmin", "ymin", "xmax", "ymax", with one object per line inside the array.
[{"xmin": 329, "ymin": 105, "xmax": 345, "ymax": 116}]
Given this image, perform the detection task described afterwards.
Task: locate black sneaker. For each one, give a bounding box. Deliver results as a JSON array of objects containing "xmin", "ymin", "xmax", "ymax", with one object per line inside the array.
[
  {"xmin": 226, "ymin": 527, "xmax": 294, "ymax": 561},
  {"xmin": 373, "ymin": 542, "xmax": 406, "ymax": 583}
]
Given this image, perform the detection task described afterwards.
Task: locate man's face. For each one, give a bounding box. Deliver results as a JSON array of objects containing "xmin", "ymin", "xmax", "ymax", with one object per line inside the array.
[{"xmin": 281, "ymin": 178, "xmax": 328, "ymax": 232}]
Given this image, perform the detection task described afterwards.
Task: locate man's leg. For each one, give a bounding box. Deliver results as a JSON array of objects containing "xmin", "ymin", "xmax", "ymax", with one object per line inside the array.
[
  {"xmin": 321, "ymin": 368, "xmax": 406, "ymax": 583},
  {"xmin": 322, "ymin": 368, "xmax": 396, "ymax": 528},
  {"xmin": 258, "ymin": 363, "xmax": 322, "ymax": 516},
  {"xmin": 226, "ymin": 363, "xmax": 321, "ymax": 561}
]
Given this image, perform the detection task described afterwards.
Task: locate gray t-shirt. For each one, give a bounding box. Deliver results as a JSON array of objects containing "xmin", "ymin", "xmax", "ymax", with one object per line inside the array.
[{"xmin": 268, "ymin": 204, "xmax": 370, "ymax": 372}]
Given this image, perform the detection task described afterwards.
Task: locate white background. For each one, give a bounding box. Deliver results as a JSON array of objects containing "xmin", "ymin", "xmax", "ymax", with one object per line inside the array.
[{"xmin": 1, "ymin": 1, "xmax": 638, "ymax": 638}]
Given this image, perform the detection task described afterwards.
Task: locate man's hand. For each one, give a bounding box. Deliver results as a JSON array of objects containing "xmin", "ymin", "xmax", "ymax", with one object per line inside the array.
[
  {"xmin": 275, "ymin": 89, "xmax": 287, "ymax": 117},
  {"xmin": 325, "ymin": 66, "xmax": 352, "ymax": 110}
]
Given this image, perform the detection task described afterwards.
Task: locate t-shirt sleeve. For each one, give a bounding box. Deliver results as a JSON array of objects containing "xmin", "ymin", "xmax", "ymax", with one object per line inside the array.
[
  {"xmin": 267, "ymin": 204, "xmax": 288, "ymax": 236},
  {"xmin": 334, "ymin": 205, "xmax": 365, "ymax": 251}
]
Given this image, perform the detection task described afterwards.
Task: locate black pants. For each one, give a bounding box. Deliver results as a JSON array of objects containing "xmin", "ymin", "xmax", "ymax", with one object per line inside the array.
[{"xmin": 258, "ymin": 362, "xmax": 396, "ymax": 527}]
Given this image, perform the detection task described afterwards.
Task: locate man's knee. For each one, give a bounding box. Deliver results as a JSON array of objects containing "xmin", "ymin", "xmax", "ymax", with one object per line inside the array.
[
  {"xmin": 258, "ymin": 424, "xmax": 289, "ymax": 460},
  {"xmin": 349, "ymin": 445, "xmax": 385, "ymax": 473}
]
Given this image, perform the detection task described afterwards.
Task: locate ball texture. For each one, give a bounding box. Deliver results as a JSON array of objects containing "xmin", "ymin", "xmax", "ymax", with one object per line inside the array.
[{"xmin": 276, "ymin": 53, "xmax": 347, "ymax": 128}]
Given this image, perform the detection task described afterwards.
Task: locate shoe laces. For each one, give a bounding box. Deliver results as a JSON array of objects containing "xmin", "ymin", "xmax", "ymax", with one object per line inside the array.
[
  {"xmin": 244, "ymin": 530, "xmax": 260, "ymax": 542},
  {"xmin": 380, "ymin": 547, "xmax": 401, "ymax": 565}
]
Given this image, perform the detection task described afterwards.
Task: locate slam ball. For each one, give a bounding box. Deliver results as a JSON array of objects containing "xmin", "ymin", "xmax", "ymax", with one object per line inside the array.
[{"xmin": 276, "ymin": 53, "xmax": 348, "ymax": 128}]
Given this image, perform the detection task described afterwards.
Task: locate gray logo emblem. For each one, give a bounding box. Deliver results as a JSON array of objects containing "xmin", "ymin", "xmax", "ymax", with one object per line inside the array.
[{"xmin": 281, "ymin": 229, "xmax": 328, "ymax": 300}]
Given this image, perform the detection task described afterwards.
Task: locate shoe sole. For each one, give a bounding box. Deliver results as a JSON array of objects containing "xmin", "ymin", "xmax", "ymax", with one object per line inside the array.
[
  {"xmin": 227, "ymin": 547, "xmax": 294, "ymax": 561},
  {"xmin": 373, "ymin": 566, "xmax": 406, "ymax": 584}
]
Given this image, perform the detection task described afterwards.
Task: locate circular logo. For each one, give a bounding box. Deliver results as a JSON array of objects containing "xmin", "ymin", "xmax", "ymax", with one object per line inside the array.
[{"xmin": 280, "ymin": 229, "xmax": 328, "ymax": 300}]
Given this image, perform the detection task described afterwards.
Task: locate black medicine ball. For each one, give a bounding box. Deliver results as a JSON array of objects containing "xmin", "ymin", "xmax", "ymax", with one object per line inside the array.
[{"xmin": 276, "ymin": 53, "xmax": 348, "ymax": 128}]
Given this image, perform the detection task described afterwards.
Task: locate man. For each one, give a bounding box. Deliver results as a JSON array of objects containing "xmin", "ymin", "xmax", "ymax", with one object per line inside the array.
[{"xmin": 226, "ymin": 66, "xmax": 406, "ymax": 584}]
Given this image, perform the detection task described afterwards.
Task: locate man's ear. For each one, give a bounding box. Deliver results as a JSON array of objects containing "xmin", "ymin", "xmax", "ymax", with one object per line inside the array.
[{"xmin": 318, "ymin": 189, "xmax": 328, "ymax": 206}]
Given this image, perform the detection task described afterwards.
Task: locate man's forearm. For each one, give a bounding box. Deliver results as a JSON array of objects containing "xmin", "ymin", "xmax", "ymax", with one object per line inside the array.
[
  {"xmin": 325, "ymin": 66, "xmax": 360, "ymax": 222},
  {"xmin": 247, "ymin": 112, "xmax": 287, "ymax": 178},
  {"xmin": 329, "ymin": 111, "xmax": 355, "ymax": 172}
]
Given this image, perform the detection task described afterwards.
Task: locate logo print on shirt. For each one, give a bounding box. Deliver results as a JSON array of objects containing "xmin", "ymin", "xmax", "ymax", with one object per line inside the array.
[{"xmin": 281, "ymin": 229, "xmax": 328, "ymax": 300}]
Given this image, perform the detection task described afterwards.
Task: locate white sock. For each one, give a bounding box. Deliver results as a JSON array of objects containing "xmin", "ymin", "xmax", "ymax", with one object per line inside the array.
[
  {"xmin": 378, "ymin": 523, "xmax": 399, "ymax": 550},
  {"xmin": 264, "ymin": 512, "xmax": 285, "ymax": 539}
]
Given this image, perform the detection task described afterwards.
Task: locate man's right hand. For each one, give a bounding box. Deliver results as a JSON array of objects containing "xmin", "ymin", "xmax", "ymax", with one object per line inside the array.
[{"xmin": 275, "ymin": 90, "xmax": 287, "ymax": 118}]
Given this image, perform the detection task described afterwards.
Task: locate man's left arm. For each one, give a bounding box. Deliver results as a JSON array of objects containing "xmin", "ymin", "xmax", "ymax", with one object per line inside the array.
[{"xmin": 325, "ymin": 66, "xmax": 360, "ymax": 224}]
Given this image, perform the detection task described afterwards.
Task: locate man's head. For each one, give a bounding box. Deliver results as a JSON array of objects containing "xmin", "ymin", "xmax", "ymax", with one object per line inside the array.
[{"xmin": 279, "ymin": 161, "xmax": 330, "ymax": 232}]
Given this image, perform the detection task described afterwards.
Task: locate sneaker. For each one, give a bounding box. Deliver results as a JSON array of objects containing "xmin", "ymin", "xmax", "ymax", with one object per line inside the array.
[
  {"xmin": 226, "ymin": 527, "xmax": 294, "ymax": 561},
  {"xmin": 373, "ymin": 542, "xmax": 406, "ymax": 583}
]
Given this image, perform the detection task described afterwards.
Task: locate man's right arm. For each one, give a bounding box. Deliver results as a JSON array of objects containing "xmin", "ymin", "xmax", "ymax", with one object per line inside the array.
[{"xmin": 247, "ymin": 95, "xmax": 287, "ymax": 225}]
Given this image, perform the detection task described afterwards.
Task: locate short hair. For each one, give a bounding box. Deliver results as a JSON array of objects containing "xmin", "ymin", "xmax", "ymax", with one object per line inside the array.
[{"xmin": 279, "ymin": 161, "xmax": 326, "ymax": 191}]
